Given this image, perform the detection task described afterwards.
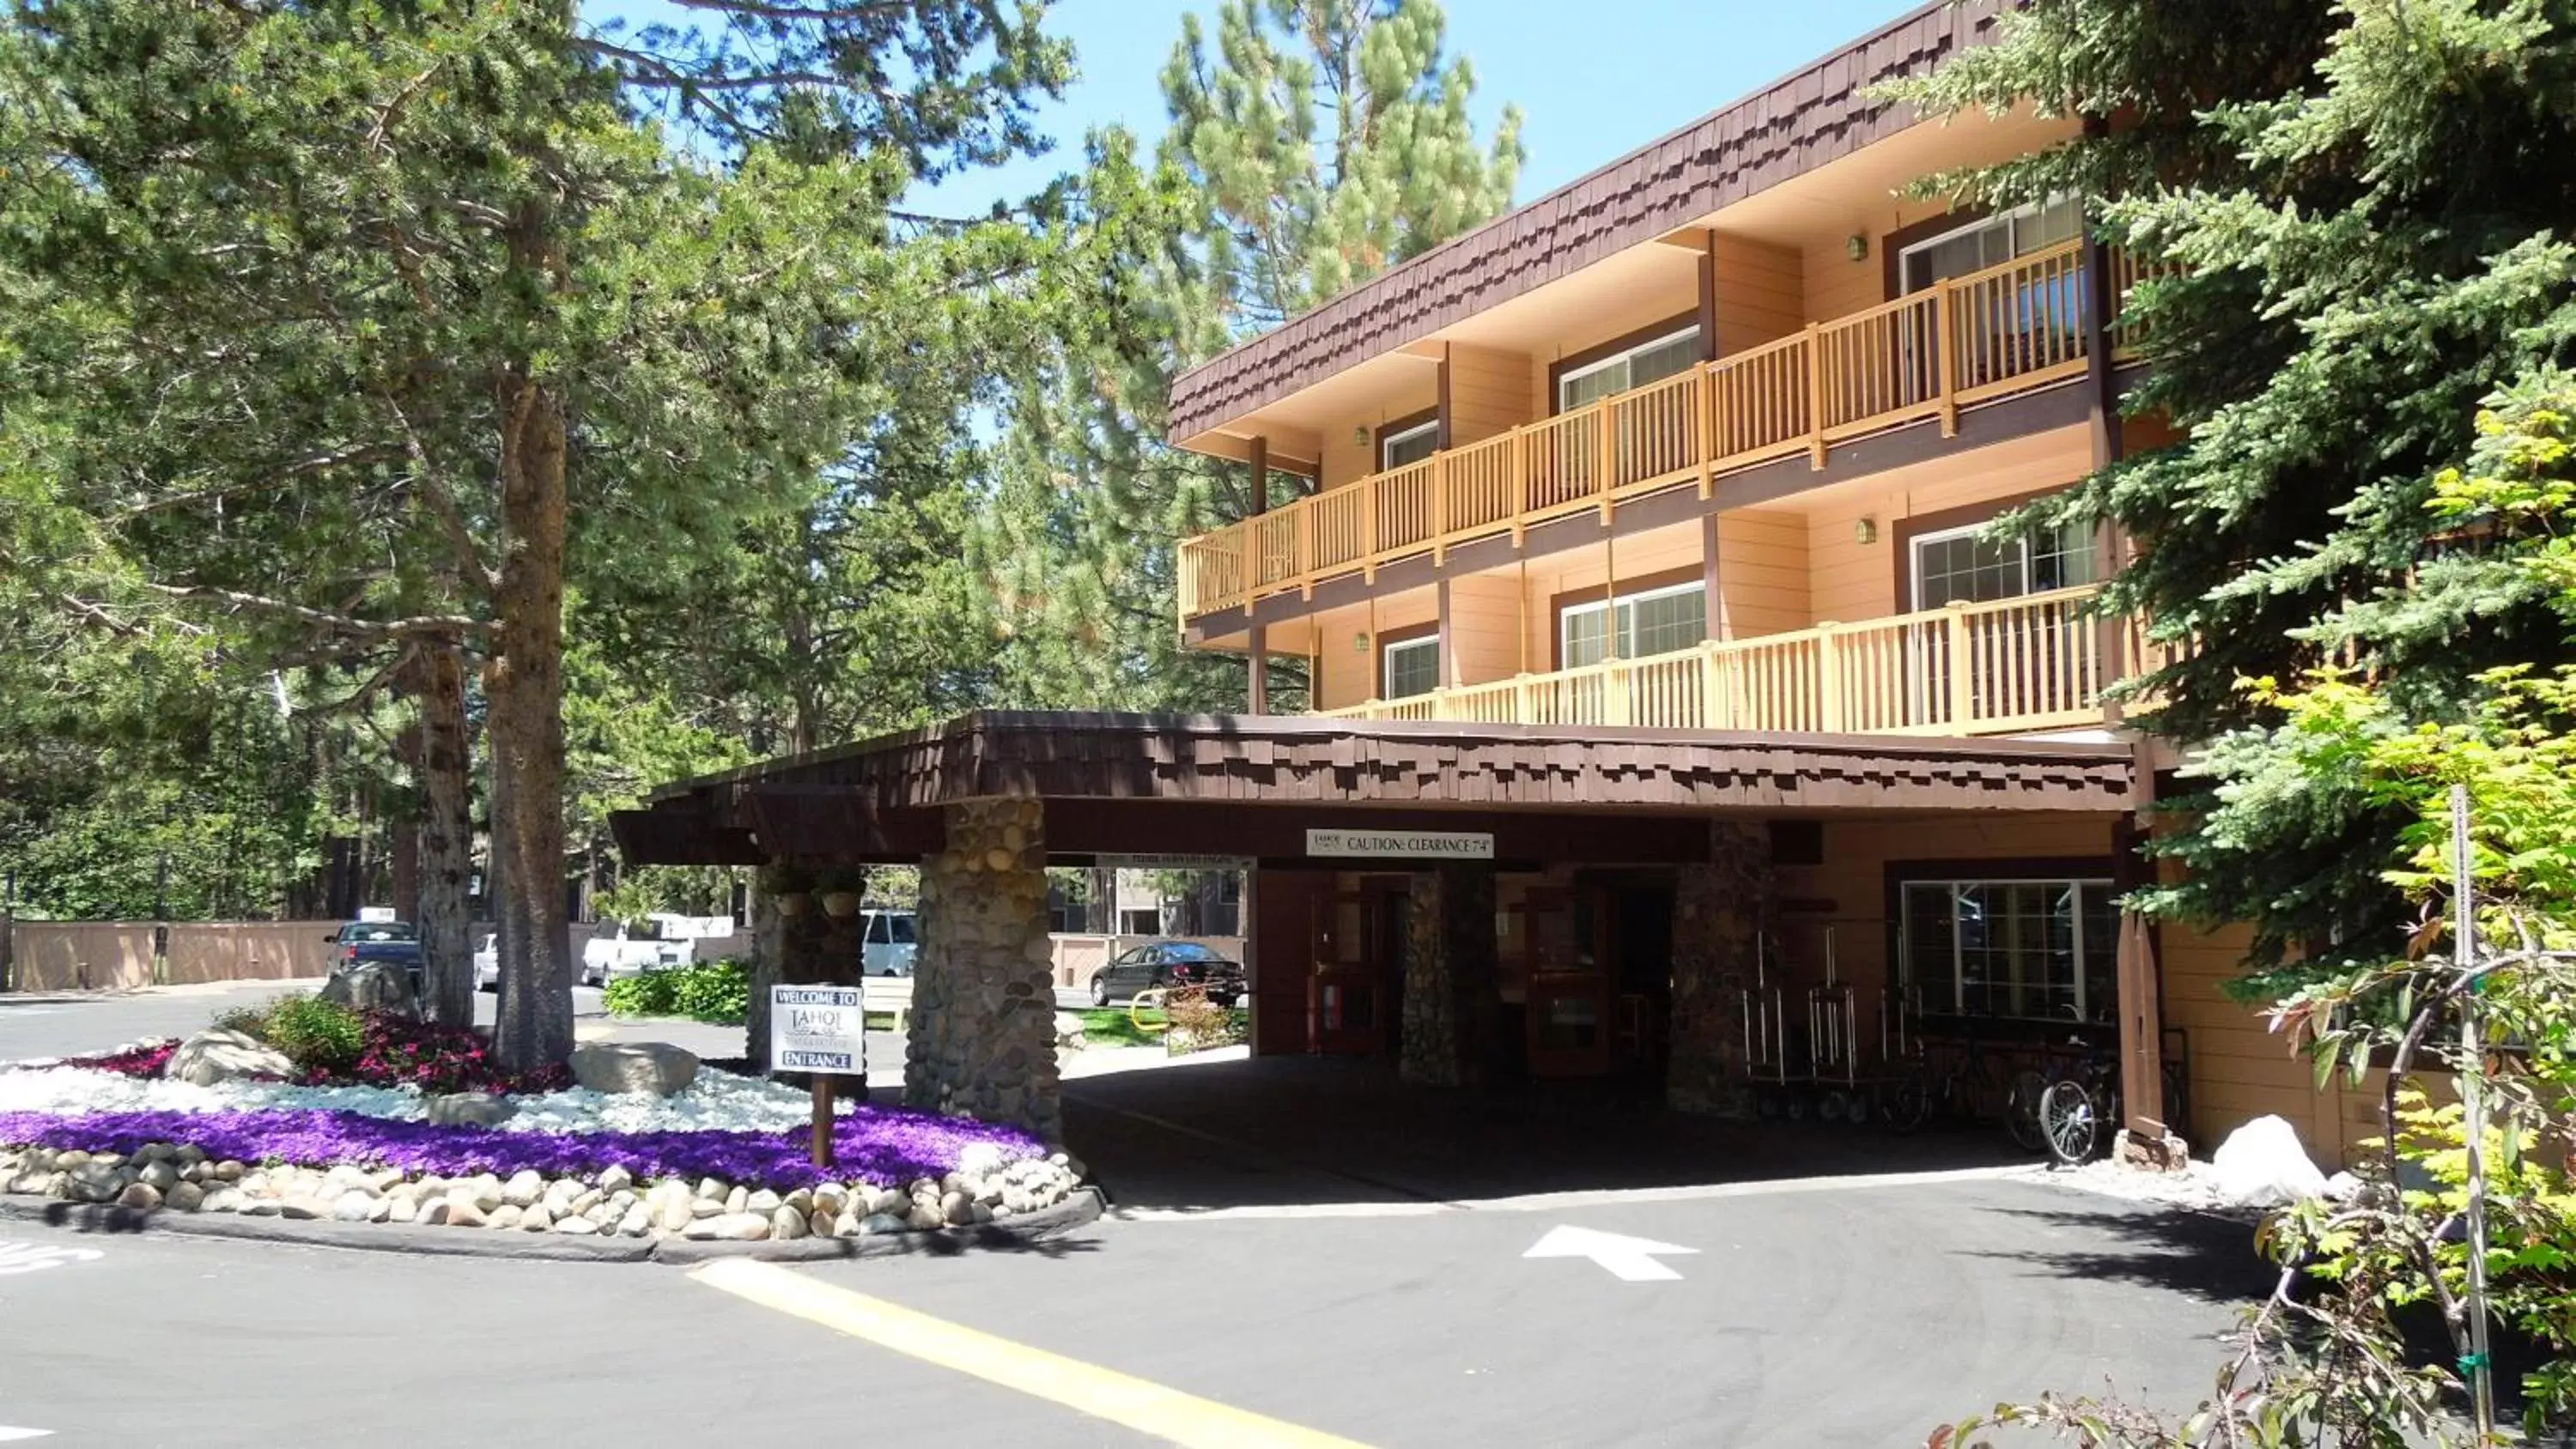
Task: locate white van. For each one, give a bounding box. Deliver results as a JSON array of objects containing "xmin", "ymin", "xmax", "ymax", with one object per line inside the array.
[{"xmin": 860, "ymin": 910, "xmax": 917, "ymax": 977}]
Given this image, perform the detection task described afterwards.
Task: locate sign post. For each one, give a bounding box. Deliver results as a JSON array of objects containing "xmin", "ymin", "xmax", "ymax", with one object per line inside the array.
[{"xmin": 769, "ymin": 984, "xmax": 868, "ymax": 1169}]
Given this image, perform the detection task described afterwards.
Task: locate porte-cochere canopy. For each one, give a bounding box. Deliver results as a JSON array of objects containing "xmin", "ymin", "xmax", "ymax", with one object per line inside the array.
[{"xmin": 615, "ymin": 710, "xmax": 2136, "ymax": 870}]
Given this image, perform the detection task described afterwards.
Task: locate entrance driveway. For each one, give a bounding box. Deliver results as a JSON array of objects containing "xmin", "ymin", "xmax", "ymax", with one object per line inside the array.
[{"xmin": 1061, "ymin": 1052, "xmax": 2032, "ymax": 1213}]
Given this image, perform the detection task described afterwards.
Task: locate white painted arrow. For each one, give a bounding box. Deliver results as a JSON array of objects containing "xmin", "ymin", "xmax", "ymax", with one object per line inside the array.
[
  {"xmin": 1522, "ymin": 1225, "xmax": 1700, "ymax": 1282},
  {"xmin": 0, "ymin": 1427, "xmax": 52, "ymax": 1442}
]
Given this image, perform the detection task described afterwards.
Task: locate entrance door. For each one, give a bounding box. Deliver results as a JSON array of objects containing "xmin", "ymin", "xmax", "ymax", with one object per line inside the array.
[
  {"xmin": 1519, "ymin": 886, "xmax": 1613, "ymax": 1077},
  {"xmin": 1309, "ymin": 877, "xmax": 1408, "ymax": 1056}
]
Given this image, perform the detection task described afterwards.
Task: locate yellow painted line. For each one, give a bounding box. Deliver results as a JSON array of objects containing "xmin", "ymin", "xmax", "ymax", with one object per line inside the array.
[{"xmin": 690, "ymin": 1258, "xmax": 1373, "ymax": 1449}]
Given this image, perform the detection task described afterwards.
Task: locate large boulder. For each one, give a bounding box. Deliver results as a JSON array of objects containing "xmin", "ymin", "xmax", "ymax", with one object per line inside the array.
[
  {"xmin": 424, "ymin": 1092, "xmax": 517, "ymax": 1128},
  {"xmin": 2209, "ymin": 1114, "xmax": 2330, "ymax": 1207},
  {"xmin": 166, "ymin": 1028, "xmax": 296, "ymax": 1087},
  {"xmin": 568, "ymin": 1041, "xmax": 699, "ymax": 1097},
  {"xmin": 319, "ymin": 961, "xmax": 416, "ymax": 1017}
]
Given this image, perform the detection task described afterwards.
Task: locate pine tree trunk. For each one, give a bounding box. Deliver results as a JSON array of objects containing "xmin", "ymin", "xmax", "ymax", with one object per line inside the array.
[
  {"xmin": 489, "ymin": 361, "xmax": 574, "ymax": 1072},
  {"xmin": 416, "ymin": 638, "xmax": 476, "ymax": 1028}
]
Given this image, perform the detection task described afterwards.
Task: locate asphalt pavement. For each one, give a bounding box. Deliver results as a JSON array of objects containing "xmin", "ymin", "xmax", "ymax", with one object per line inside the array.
[{"xmin": 0, "ymin": 987, "xmax": 2273, "ymax": 1446}]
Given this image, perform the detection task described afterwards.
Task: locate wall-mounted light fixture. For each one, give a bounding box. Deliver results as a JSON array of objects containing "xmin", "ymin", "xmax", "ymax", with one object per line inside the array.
[
  {"xmin": 1354, "ymin": 631, "xmax": 1372, "ymax": 653},
  {"xmin": 1352, "ymin": 425, "xmax": 1371, "ymax": 448},
  {"xmin": 1846, "ymin": 233, "xmax": 1870, "ymax": 262},
  {"xmin": 1855, "ymin": 516, "xmax": 1879, "ymax": 545}
]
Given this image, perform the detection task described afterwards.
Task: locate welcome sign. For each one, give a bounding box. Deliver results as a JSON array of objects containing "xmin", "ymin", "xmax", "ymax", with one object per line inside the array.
[{"xmin": 769, "ymin": 985, "xmax": 866, "ymax": 1074}]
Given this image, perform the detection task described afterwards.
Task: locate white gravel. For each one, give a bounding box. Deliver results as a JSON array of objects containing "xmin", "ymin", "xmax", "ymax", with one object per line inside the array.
[
  {"xmin": 0, "ymin": 1061, "xmax": 833, "ymax": 1136},
  {"xmin": 2024, "ymin": 1159, "xmax": 2265, "ymax": 1219}
]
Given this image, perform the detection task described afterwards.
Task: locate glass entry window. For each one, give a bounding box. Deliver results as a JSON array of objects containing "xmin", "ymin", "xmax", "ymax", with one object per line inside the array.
[
  {"xmin": 1911, "ymin": 518, "xmax": 2096, "ymax": 609},
  {"xmin": 1382, "ymin": 635, "xmax": 1439, "ymax": 699},
  {"xmin": 1900, "ymin": 876, "xmax": 2117, "ymax": 1022},
  {"xmin": 1560, "ymin": 580, "xmax": 1707, "ymax": 668},
  {"xmin": 1557, "ymin": 325, "xmax": 1702, "ymax": 413},
  {"xmin": 1898, "ymin": 197, "xmax": 2083, "ymax": 294}
]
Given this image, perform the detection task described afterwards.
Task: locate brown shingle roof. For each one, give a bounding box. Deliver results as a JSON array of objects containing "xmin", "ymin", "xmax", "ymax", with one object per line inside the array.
[
  {"xmin": 1166, "ymin": 0, "xmax": 2013, "ymax": 443},
  {"xmin": 642, "ymin": 710, "xmax": 2129, "ymax": 820}
]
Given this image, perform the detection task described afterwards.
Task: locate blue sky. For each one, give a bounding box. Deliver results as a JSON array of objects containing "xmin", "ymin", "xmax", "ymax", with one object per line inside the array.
[{"xmin": 589, "ymin": 1, "xmax": 1915, "ymax": 215}]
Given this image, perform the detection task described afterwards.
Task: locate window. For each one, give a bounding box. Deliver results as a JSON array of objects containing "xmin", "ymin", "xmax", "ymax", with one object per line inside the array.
[
  {"xmin": 1382, "ymin": 635, "xmax": 1440, "ymax": 699},
  {"xmin": 1557, "ymin": 325, "xmax": 1702, "ymax": 413},
  {"xmin": 1910, "ymin": 518, "xmax": 2097, "ymax": 609},
  {"xmin": 1379, "ymin": 419, "xmax": 1439, "ymax": 471},
  {"xmin": 1559, "ymin": 581, "xmax": 1707, "ymax": 668},
  {"xmin": 1899, "ymin": 876, "xmax": 2118, "ymax": 1022},
  {"xmin": 1120, "ymin": 908, "xmax": 1162, "ymax": 937},
  {"xmin": 1898, "ymin": 197, "xmax": 2083, "ymax": 294}
]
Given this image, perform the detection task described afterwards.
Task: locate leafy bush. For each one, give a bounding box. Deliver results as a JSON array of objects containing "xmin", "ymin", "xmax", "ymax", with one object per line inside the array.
[
  {"xmin": 1163, "ymin": 989, "xmax": 1246, "ymax": 1056},
  {"xmin": 341, "ymin": 1013, "xmax": 566, "ymax": 1096},
  {"xmin": 603, "ymin": 959, "xmax": 750, "ymax": 1025},
  {"xmin": 260, "ymin": 995, "xmax": 365, "ymax": 1076}
]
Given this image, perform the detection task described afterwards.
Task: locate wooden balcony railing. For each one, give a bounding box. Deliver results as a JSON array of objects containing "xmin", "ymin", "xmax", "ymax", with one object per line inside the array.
[
  {"xmin": 1179, "ymin": 238, "xmax": 2153, "ymax": 622},
  {"xmin": 1317, "ymin": 585, "xmax": 2119, "ymax": 737}
]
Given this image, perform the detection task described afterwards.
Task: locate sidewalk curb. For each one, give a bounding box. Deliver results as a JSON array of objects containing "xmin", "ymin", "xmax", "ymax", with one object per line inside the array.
[{"xmin": 0, "ymin": 1186, "xmax": 1105, "ymax": 1265}]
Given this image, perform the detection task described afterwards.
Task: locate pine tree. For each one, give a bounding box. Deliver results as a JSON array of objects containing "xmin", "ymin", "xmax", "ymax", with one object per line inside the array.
[
  {"xmin": 0, "ymin": 0, "xmax": 1067, "ymax": 1066},
  {"xmin": 1898, "ymin": 0, "xmax": 2576, "ymax": 976},
  {"xmin": 979, "ymin": 0, "xmax": 1523, "ymax": 710}
]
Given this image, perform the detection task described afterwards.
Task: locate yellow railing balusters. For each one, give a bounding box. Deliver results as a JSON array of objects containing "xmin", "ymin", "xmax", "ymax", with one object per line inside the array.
[{"xmin": 1178, "ymin": 240, "xmax": 2134, "ymax": 623}]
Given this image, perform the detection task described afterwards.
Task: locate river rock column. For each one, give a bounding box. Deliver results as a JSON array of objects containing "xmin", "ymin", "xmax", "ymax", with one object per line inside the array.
[
  {"xmin": 1667, "ymin": 821, "xmax": 1772, "ymax": 1118},
  {"xmin": 1400, "ymin": 865, "xmax": 1499, "ymax": 1087},
  {"xmin": 905, "ymin": 799, "xmax": 1060, "ymax": 1140}
]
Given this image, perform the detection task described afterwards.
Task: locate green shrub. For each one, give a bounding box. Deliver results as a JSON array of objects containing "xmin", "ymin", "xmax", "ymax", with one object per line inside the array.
[
  {"xmin": 603, "ymin": 958, "xmax": 750, "ymax": 1025},
  {"xmin": 209, "ymin": 1001, "xmax": 276, "ymax": 1039},
  {"xmin": 258, "ymin": 994, "xmax": 365, "ymax": 1076}
]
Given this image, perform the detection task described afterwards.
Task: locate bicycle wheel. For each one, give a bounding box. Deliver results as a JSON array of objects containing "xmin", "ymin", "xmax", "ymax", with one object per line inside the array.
[
  {"xmin": 2004, "ymin": 1067, "xmax": 2050, "ymax": 1153},
  {"xmin": 1880, "ymin": 1065, "xmax": 1930, "ymax": 1134},
  {"xmin": 2039, "ymin": 1077, "xmax": 2102, "ymax": 1166}
]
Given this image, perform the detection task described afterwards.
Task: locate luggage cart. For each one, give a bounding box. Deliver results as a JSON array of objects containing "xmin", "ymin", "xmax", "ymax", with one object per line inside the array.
[
  {"xmin": 1801, "ymin": 930, "xmax": 1871, "ymax": 1125},
  {"xmin": 1739, "ymin": 933, "xmax": 1794, "ymax": 1118}
]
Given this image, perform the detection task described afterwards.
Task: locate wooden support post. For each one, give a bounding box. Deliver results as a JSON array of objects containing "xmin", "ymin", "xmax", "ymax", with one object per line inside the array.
[
  {"xmin": 1934, "ymin": 284, "xmax": 1959, "ymax": 438},
  {"xmin": 1437, "ymin": 579, "xmax": 1455, "ymax": 689},
  {"xmin": 1249, "ymin": 434, "xmax": 1269, "ymax": 715},
  {"xmin": 1945, "ymin": 604, "xmax": 1976, "ymax": 729},
  {"xmin": 1817, "ymin": 624, "xmax": 1844, "ymax": 732},
  {"xmin": 2113, "ymin": 809, "xmax": 2170, "ymax": 1146},
  {"xmin": 810, "ymin": 1076, "xmax": 835, "ymax": 1168},
  {"xmin": 1802, "ymin": 323, "xmax": 1829, "ymax": 470}
]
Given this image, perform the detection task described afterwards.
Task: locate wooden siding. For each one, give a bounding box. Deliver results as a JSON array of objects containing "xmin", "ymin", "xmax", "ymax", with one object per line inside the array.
[
  {"xmin": 1716, "ymin": 507, "xmax": 1810, "ymax": 640},
  {"xmin": 1318, "ymin": 374, "xmax": 1439, "ymax": 492},
  {"xmin": 1803, "ymin": 425, "xmax": 2094, "ymax": 624},
  {"xmin": 2162, "ymin": 918, "xmax": 2397, "ymax": 1170},
  {"xmin": 1801, "ymin": 198, "xmax": 1953, "ymax": 324},
  {"xmin": 1449, "ymin": 343, "xmax": 1534, "ymax": 444},
  {"xmin": 1713, "ymin": 234, "xmax": 1806, "ymax": 354},
  {"xmin": 1525, "ymin": 294, "xmax": 1703, "ymax": 420},
  {"xmin": 1305, "ymin": 589, "xmax": 1439, "ymax": 711},
  {"xmin": 1447, "ymin": 572, "xmax": 1524, "ymax": 684},
  {"xmin": 1506, "ymin": 519, "xmax": 1705, "ymax": 670}
]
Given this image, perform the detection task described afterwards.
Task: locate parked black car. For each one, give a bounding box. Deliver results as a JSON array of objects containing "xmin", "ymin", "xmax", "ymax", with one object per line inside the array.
[
  {"xmin": 326, "ymin": 920, "xmax": 422, "ymax": 987},
  {"xmin": 1089, "ymin": 942, "xmax": 1245, "ymax": 1009}
]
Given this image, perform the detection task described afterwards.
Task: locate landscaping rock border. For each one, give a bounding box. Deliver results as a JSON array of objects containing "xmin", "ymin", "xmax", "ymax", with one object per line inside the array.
[
  {"xmin": 0, "ymin": 1139, "xmax": 1090, "ymax": 1259},
  {"xmin": 0, "ymin": 1185, "xmax": 1105, "ymax": 1264}
]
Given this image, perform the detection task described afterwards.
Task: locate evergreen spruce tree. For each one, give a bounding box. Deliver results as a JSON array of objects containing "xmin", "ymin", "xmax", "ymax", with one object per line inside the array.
[{"xmin": 1899, "ymin": 0, "xmax": 2576, "ymax": 976}]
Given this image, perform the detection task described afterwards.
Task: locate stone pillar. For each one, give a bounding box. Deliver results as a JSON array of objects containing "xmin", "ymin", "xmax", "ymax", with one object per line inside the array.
[
  {"xmin": 906, "ymin": 798, "xmax": 1060, "ymax": 1139},
  {"xmin": 1667, "ymin": 820, "xmax": 1771, "ymax": 1118},
  {"xmin": 1400, "ymin": 865, "xmax": 1499, "ymax": 1087}
]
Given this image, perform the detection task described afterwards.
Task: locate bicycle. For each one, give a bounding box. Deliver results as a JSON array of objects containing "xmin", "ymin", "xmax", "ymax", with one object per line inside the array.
[{"xmin": 2037, "ymin": 1034, "xmax": 2190, "ymax": 1166}]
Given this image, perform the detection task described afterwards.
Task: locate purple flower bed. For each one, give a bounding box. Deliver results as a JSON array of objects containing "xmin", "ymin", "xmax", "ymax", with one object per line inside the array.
[{"xmin": 0, "ymin": 1105, "xmax": 1044, "ymax": 1193}]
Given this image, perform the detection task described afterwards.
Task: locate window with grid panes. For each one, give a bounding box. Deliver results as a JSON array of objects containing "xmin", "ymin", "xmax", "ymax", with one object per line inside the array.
[
  {"xmin": 1382, "ymin": 636, "xmax": 1439, "ymax": 699},
  {"xmin": 1898, "ymin": 877, "xmax": 2118, "ymax": 1023},
  {"xmin": 1557, "ymin": 327, "xmax": 1702, "ymax": 413},
  {"xmin": 1911, "ymin": 519, "xmax": 2096, "ymax": 609},
  {"xmin": 1559, "ymin": 582, "xmax": 1707, "ymax": 668}
]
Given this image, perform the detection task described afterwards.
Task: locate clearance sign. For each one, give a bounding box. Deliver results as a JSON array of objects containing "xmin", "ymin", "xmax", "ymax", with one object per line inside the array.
[{"xmin": 1303, "ymin": 829, "xmax": 1495, "ymax": 861}]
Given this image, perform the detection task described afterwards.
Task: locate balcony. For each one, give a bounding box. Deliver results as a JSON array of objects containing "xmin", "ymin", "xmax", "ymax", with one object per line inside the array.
[
  {"xmin": 1178, "ymin": 239, "xmax": 2158, "ymax": 622},
  {"xmin": 1317, "ymin": 585, "xmax": 2129, "ymax": 738}
]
